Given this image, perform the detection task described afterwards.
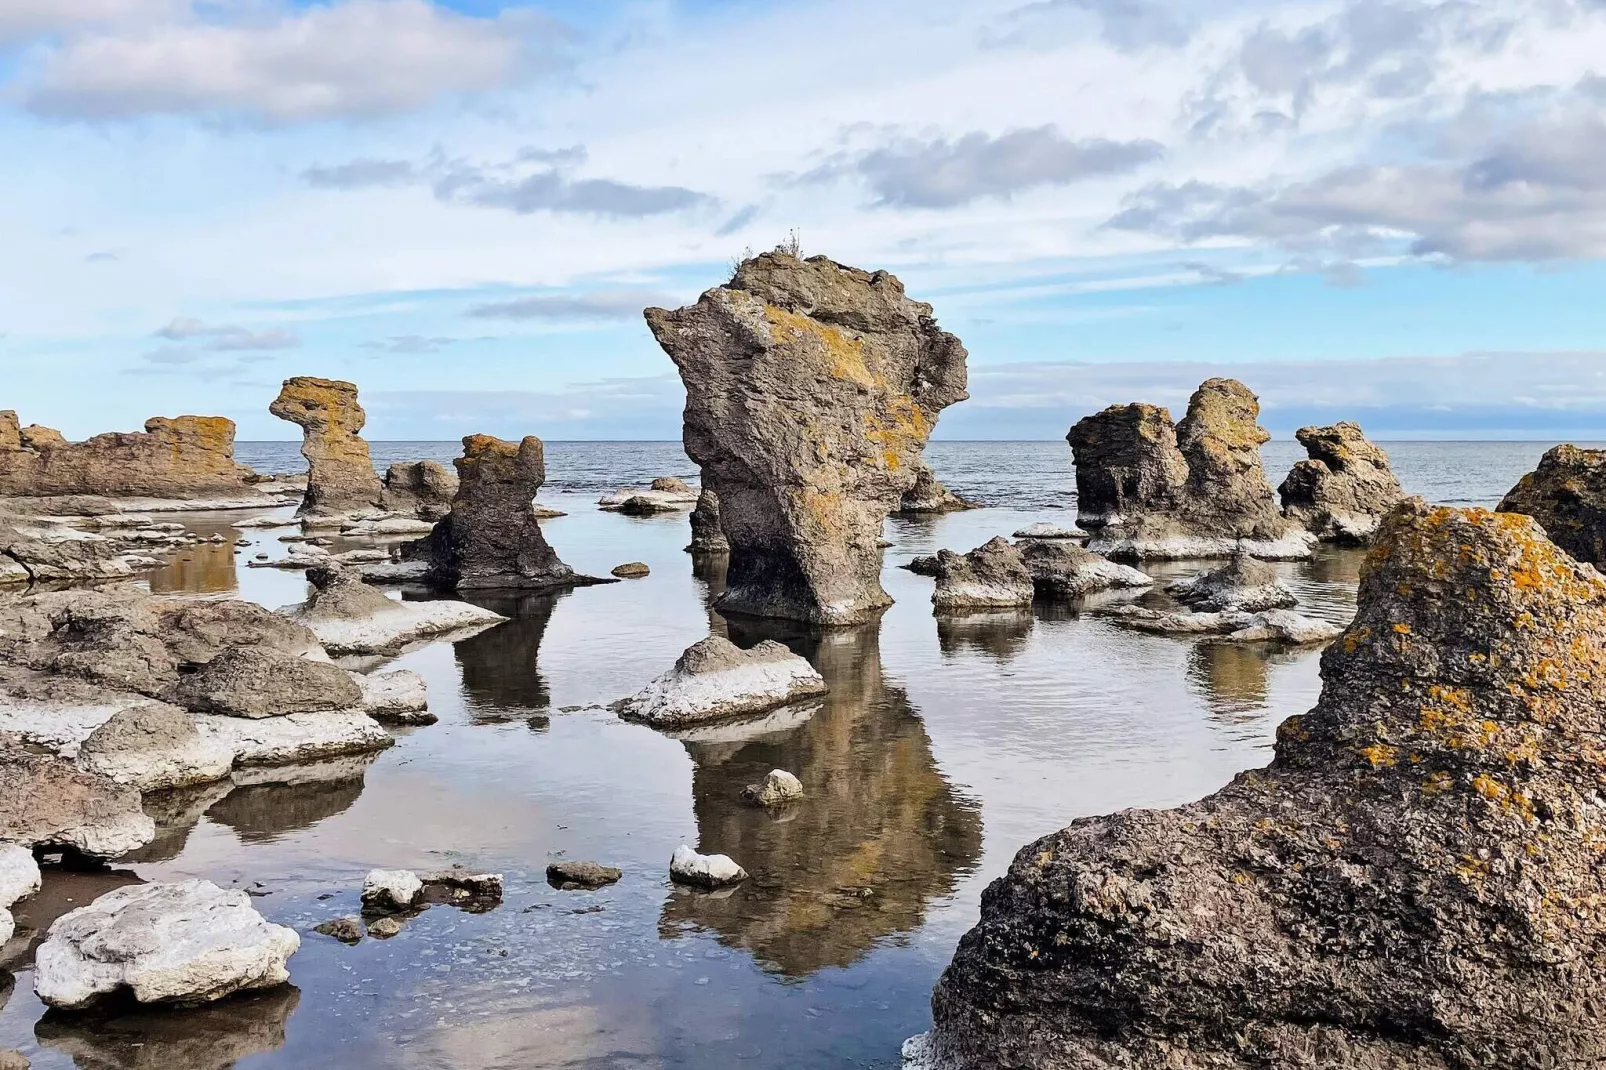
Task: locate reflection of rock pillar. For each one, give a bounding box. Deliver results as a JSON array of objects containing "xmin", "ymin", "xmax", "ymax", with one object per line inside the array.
[
  {"xmin": 660, "ymin": 621, "xmax": 982, "ymax": 976},
  {"xmin": 451, "ymin": 590, "xmax": 567, "ymax": 715},
  {"xmin": 36, "ymin": 984, "xmax": 301, "ymax": 1066},
  {"xmin": 1186, "ymin": 643, "xmax": 1272, "ymax": 720}
]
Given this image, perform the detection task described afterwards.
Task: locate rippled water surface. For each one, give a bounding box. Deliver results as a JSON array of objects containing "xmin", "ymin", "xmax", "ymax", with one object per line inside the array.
[{"xmin": 0, "ymin": 441, "xmax": 1575, "ymax": 1069}]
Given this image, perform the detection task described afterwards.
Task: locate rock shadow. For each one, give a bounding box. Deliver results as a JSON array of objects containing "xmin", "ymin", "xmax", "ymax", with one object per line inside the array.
[{"xmin": 35, "ymin": 983, "xmax": 300, "ymax": 1070}]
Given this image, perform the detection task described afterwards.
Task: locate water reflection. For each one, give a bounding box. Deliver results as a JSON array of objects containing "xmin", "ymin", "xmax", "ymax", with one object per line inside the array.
[
  {"xmin": 2, "ymin": 870, "xmax": 145, "ymax": 970},
  {"xmin": 1304, "ymin": 546, "xmax": 1367, "ymax": 586},
  {"xmin": 661, "ymin": 621, "xmax": 983, "ymax": 976},
  {"xmin": 934, "ymin": 609, "xmax": 1034, "ymax": 662},
  {"xmin": 126, "ymin": 779, "xmax": 238, "ymax": 862},
  {"xmin": 35, "ymin": 985, "xmax": 299, "ymax": 1070},
  {"xmin": 205, "ymin": 755, "xmax": 379, "ymax": 844},
  {"xmin": 1186, "ymin": 643, "xmax": 1272, "ymax": 722},
  {"xmin": 145, "ymin": 543, "xmax": 239, "ymax": 596},
  {"xmin": 453, "ymin": 590, "xmax": 568, "ymax": 717}
]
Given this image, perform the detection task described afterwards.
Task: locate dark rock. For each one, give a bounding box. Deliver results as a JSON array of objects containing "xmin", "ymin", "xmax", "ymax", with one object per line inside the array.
[
  {"xmin": 268, "ymin": 377, "xmax": 385, "ymax": 516},
  {"xmin": 545, "ymin": 860, "xmax": 623, "ymax": 890},
  {"xmin": 930, "ymin": 537, "xmax": 1033, "ymax": 611},
  {"xmin": 686, "ymin": 483, "xmax": 729, "ymax": 553},
  {"xmin": 1280, "ymin": 422, "xmax": 1405, "ymax": 543},
  {"xmin": 611, "ymin": 562, "xmax": 650, "ymax": 578},
  {"xmin": 897, "ymin": 460, "xmax": 979, "ymax": 514},
  {"xmin": 313, "ymin": 916, "xmax": 363, "ymax": 944},
  {"xmin": 646, "ymin": 251, "xmax": 968, "ymax": 624},
  {"xmin": 176, "ymin": 647, "xmax": 363, "ymax": 718},
  {"xmin": 1498, "ymin": 444, "xmax": 1606, "ymax": 568},
  {"xmin": 366, "ymin": 916, "xmax": 404, "ymax": 938},
  {"xmin": 381, "ymin": 460, "xmax": 458, "ymax": 521},
  {"xmin": 920, "ymin": 500, "xmax": 1606, "ymax": 1069}
]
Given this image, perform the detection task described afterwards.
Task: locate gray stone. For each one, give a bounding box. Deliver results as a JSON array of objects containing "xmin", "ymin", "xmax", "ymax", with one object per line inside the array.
[
  {"xmin": 285, "ymin": 563, "xmax": 506, "ymax": 656},
  {"xmin": 669, "ymin": 844, "xmax": 747, "ymax": 889},
  {"xmin": 546, "ymin": 860, "xmax": 623, "ymax": 889},
  {"xmin": 75, "ymin": 702, "xmax": 236, "ymax": 791},
  {"xmin": 313, "ymin": 916, "xmax": 363, "ymax": 944},
  {"xmin": 1017, "ymin": 539, "xmax": 1153, "ymax": 599},
  {"xmin": 1165, "ymin": 552, "xmax": 1298, "ymax": 612},
  {"xmin": 741, "ymin": 768, "xmax": 804, "ymax": 807},
  {"xmin": 615, "ymin": 636, "xmax": 828, "ymax": 727},
  {"xmin": 361, "ymin": 869, "xmax": 422, "ymax": 913},
  {"xmin": 898, "ymin": 460, "xmax": 979, "ymax": 513},
  {"xmin": 1280, "ymin": 422, "xmax": 1405, "ymax": 544},
  {"xmin": 381, "ymin": 460, "xmax": 457, "ymax": 521},
  {"xmin": 1498, "ymin": 444, "xmax": 1606, "ymax": 568},
  {"xmin": 930, "ymin": 537, "xmax": 1034, "ymax": 611},
  {"xmin": 686, "ymin": 483, "xmax": 729, "ymax": 553},
  {"xmin": 367, "ymin": 915, "xmax": 404, "ymax": 938},
  {"xmin": 0, "ymin": 749, "xmax": 155, "ymax": 858},
  {"xmin": 611, "ymin": 562, "xmax": 650, "ymax": 578},
  {"xmin": 177, "ymin": 647, "xmax": 362, "ymax": 718}
]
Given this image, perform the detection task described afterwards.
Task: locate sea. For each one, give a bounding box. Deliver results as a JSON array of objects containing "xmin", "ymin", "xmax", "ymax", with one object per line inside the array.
[{"xmin": 0, "ymin": 439, "xmax": 1581, "ymax": 1070}]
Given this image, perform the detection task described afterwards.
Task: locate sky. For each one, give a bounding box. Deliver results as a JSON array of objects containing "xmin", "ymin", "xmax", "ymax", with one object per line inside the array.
[{"xmin": 2, "ymin": 0, "xmax": 1606, "ymax": 441}]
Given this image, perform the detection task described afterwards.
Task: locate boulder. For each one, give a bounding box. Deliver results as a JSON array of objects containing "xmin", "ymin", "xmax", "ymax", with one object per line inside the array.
[
  {"xmin": 930, "ymin": 537, "xmax": 1034, "ymax": 611},
  {"xmin": 352, "ymin": 669, "xmax": 434, "ymax": 725},
  {"xmin": 1104, "ymin": 605, "xmax": 1342, "ymax": 644},
  {"xmin": 652, "ymin": 476, "xmax": 693, "ymax": 494},
  {"xmin": 546, "ymin": 860, "xmax": 623, "ymax": 890},
  {"xmin": 686, "ymin": 483, "xmax": 729, "ymax": 553},
  {"xmin": 1498, "ymin": 444, "xmax": 1606, "ymax": 567},
  {"xmin": 0, "ymin": 526, "xmax": 133, "ymax": 584},
  {"xmin": 268, "ymin": 377, "xmax": 385, "ymax": 516},
  {"xmin": 380, "ymin": 460, "xmax": 457, "ymax": 521},
  {"xmin": 918, "ymin": 500, "xmax": 1606, "ymax": 1070},
  {"xmin": 898, "ymin": 460, "xmax": 979, "ymax": 513},
  {"xmin": 1017, "ymin": 539, "xmax": 1153, "ymax": 599},
  {"xmin": 284, "ymin": 564, "xmax": 506, "ymax": 655},
  {"xmin": 1066, "ymin": 379, "xmax": 1313, "ymax": 560},
  {"xmin": 0, "ymin": 411, "xmax": 253, "ymax": 499},
  {"xmin": 34, "ymin": 879, "xmax": 298, "ymax": 1009},
  {"xmin": 646, "ymin": 251, "xmax": 968, "ymax": 624},
  {"xmin": 418, "ymin": 869, "xmax": 503, "ymax": 911},
  {"xmin": 176, "ymin": 647, "xmax": 363, "ymax": 718},
  {"xmin": 75, "ymin": 702, "xmax": 236, "ymax": 791},
  {"xmin": 669, "ymin": 844, "xmax": 748, "ymax": 889},
  {"xmin": 0, "ymin": 749, "xmax": 155, "ymax": 858},
  {"xmin": 741, "ymin": 768, "xmax": 804, "ymax": 807},
  {"xmin": 615, "ymin": 636, "xmax": 828, "ymax": 727},
  {"xmin": 423, "ymin": 435, "xmax": 584, "ymax": 589},
  {"xmin": 611, "ymin": 562, "xmax": 650, "ymax": 578},
  {"xmin": 0, "ymin": 842, "xmax": 41, "ymax": 946},
  {"xmin": 367, "ymin": 916, "xmax": 404, "ymax": 938},
  {"xmin": 313, "ymin": 916, "xmax": 364, "ymax": 944},
  {"xmin": 1166, "ymin": 552, "xmax": 1297, "ymax": 612},
  {"xmin": 153, "ymin": 598, "xmax": 324, "ymax": 669},
  {"xmin": 361, "ymin": 869, "xmax": 422, "ymax": 913},
  {"xmin": 195, "ymin": 710, "xmax": 392, "ymax": 766},
  {"xmin": 1279, "ymin": 422, "xmax": 1405, "ymax": 543}
]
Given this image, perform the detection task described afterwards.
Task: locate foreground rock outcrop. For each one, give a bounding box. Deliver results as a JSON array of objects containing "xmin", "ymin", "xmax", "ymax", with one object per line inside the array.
[
  {"xmin": 422, "ymin": 435, "xmax": 586, "ymax": 590},
  {"xmin": 615, "ymin": 636, "xmax": 827, "ymax": 727},
  {"xmin": 285, "ymin": 564, "xmax": 505, "ymax": 655},
  {"xmin": 646, "ymin": 251, "xmax": 968, "ymax": 624},
  {"xmin": 1066, "ymin": 379, "xmax": 1312, "ymax": 560},
  {"xmin": 1279, "ymin": 422, "xmax": 1404, "ymax": 543},
  {"xmin": 914, "ymin": 500, "xmax": 1606, "ymax": 1069},
  {"xmin": 930, "ymin": 538, "xmax": 1034, "ymax": 611},
  {"xmin": 269, "ymin": 377, "xmax": 385, "ymax": 516},
  {"xmin": 0, "ymin": 411, "xmax": 253, "ymax": 500},
  {"xmin": 1498, "ymin": 444, "xmax": 1606, "ymax": 568}
]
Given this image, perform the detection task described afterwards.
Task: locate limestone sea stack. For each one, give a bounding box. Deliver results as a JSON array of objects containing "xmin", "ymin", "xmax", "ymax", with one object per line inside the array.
[
  {"xmin": 269, "ymin": 377, "xmax": 385, "ymax": 516},
  {"xmin": 0, "ymin": 410, "xmax": 253, "ymax": 500},
  {"xmin": 1498, "ymin": 444, "xmax": 1606, "ymax": 568},
  {"xmin": 646, "ymin": 251, "xmax": 968, "ymax": 624},
  {"xmin": 1279, "ymin": 421, "xmax": 1404, "ymax": 543},
  {"xmin": 686, "ymin": 483, "xmax": 729, "ymax": 554},
  {"xmin": 422, "ymin": 434, "xmax": 588, "ymax": 589},
  {"xmin": 1066, "ymin": 378, "xmax": 1313, "ymax": 560},
  {"xmin": 898, "ymin": 459, "xmax": 979, "ymax": 514},
  {"xmin": 912, "ymin": 500, "xmax": 1606, "ymax": 1069}
]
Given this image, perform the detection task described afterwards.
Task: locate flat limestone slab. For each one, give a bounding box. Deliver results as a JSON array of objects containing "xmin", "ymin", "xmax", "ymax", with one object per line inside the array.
[{"xmin": 196, "ymin": 710, "xmax": 394, "ymax": 765}]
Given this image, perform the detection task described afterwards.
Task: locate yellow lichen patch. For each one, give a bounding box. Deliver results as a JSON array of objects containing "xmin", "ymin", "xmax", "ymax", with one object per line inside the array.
[
  {"xmin": 1276, "ymin": 716, "xmax": 1310, "ymax": 743},
  {"xmin": 1421, "ymin": 771, "xmax": 1454, "ymax": 796},
  {"xmin": 863, "ymin": 396, "xmax": 931, "ymax": 471},
  {"xmin": 1342, "ymin": 625, "xmax": 1373, "ymax": 655},
  {"xmin": 763, "ymin": 305, "xmax": 878, "ymax": 388},
  {"xmin": 1471, "ymin": 774, "xmax": 1537, "ymax": 821},
  {"xmin": 1455, "ymin": 855, "xmax": 1491, "ymax": 881},
  {"xmin": 1357, "ymin": 743, "xmax": 1400, "ymax": 768},
  {"xmin": 1393, "ymin": 623, "xmax": 1413, "ymax": 635}
]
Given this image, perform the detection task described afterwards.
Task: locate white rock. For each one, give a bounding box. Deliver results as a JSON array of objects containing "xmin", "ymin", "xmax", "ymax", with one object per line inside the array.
[
  {"xmin": 75, "ymin": 703, "xmax": 237, "ymax": 792},
  {"xmin": 331, "ymin": 549, "xmax": 392, "ymax": 565},
  {"xmin": 0, "ymin": 558, "xmax": 29, "ymax": 585},
  {"xmin": 1105, "ymin": 605, "xmax": 1343, "ymax": 645},
  {"xmin": 1217, "ymin": 609, "xmax": 1345, "ymax": 645},
  {"xmin": 33, "ymin": 879, "xmax": 299, "ymax": 1009},
  {"xmin": 0, "ymin": 842, "xmax": 42, "ymax": 910},
  {"xmin": 196, "ymin": 711, "xmax": 393, "ymax": 766},
  {"xmin": 353, "ymin": 561, "xmax": 432, "ymax": 583},
  {"xmin": 362, "ymin": 869, "xmax": 422, "ymax": 912},
  {"xmin": 1011, "ymin": 523, "xmax": 1087, "ymax": 540},
  {"xmin": 669, "ymin": 844, "xmax": 748, "ymax": 888},
  {"xmin": 290, "ymin": 599, "xmax": 505, "ymax": 656},
  {"xmin": 743, "ymin": 769, "xmax": 804, "ymax": 806},
  {"xmin": 0, "ymin": 908, "xmax": 12, "ymax": 945},
  {"xmin": 0, "ymin": 695, "xmax": 125, "ymax": 757},
  {"xmin": 615, "ymin": 637, "xmax": 827, "ymax": 727},
  {"xmin": 1087, "ymin": 531, "xmax": 1317, "ymax": 561},
  {"xmin": 340, "ymin": 517, "xmax": 437, "ymax": 537},
  {"xmin": 598, "ymin": 487, "xmax": 698, "ymax": 510},
  {"xmin": 352, "ymin": 670, "xmax": 434, "ymax": 725}
]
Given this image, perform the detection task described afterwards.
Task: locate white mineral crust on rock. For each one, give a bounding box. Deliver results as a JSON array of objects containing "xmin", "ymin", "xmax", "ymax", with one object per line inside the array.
[
  {"xmin": 616, "ymin": 637, "xmax": 827, "ymax": 727},
  {"xmin": 669, "ymin": 844, "xmax": 748, "ymax": 888},
  {"xmin": 362, "ymin": 869, "xmax": 422, "ymax": 912},
  {"xmin": 196, "ymin": 710, "xmax": 393, "ymax": 765}
]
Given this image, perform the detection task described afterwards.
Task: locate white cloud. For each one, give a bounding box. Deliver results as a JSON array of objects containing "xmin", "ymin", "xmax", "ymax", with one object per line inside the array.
[
  {"xmin": 153, "ymin": 317, "xmax": 299, "ymax": 350},
  {"xmin": 0, "ymin": 0, "xmax": 182, "ymax": 44},
  {"xmin": 468, "ymin": 290, "xmax": 684, "ymax": 321}
]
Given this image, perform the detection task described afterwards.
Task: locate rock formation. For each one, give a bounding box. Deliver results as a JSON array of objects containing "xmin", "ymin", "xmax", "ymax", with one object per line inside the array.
[
  {"xmin": 0, "ymin": 749, "xmax": 156, "ymax": 858},
  {"xmin": 1279, "ymin": 422, "xmax": 1405, "ymax": 543},
  {"xmin": 1498, "ymin": 444, "xmax": 1606, "ymax": 567},
  {"xmin": 914, "ymin": 500, "xmax": 1606, "ymax": 1070},
  {"xmin": 686, "ymin": 483, "xmax": 729, "ymax": 553},
  {"xmin": 1016, "ymin": 539, "xmax": 1153, "ymax": 599},
  {"xmin": 286, "ymin": 563, "xmax": 506, "ymax": 655},
  {"xmin": 615, "ymin": 635, "xmax": 827, "ymax": 727},
  {"xmin": 269, "ymin": 377, "xmax": 385, "ymax": 516},
  {"xmin": 646, "ymin": 251, "xmax": 969, "ymax": 624},
  {"xmin": 547, "ymin": 860, "xmax": 623, "ymax": 889},
  {"xmin": 381, "ymin": 460, "xmax": 457, "ymax": 521},
  {"xmin": 1104, "ymin": 604, "xmax": 1343, "ymax": 644},
  {"xmin": 930, "ymin": 537, "xmax": 1034, "ymax": 611},
  {"xmin": 669, "ymin": 845, "xmax": 748, "ymax": 888},
  {"xmin": 1166, "ymin": 552, "xmax": 1297, "ymax": 612},
  {"xmin": 1066, "ymin": 379, "xmax": 1312, "ymax": 560},
  {"xmin": 423, "ymin": 435, "xmax": 582, "ymax": 590},
  {"xmin": 898, "ymin": 460, "xmax": 979, "ymax": 514},
  {"xmin": 0, "ymin": 411, "xmax": 253, "ymax": 500}
]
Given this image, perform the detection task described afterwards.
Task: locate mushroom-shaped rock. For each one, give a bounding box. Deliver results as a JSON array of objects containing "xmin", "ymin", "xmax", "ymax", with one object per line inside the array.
[
  {"xmin": 361, "ymin": 869, "xmax": 423, "ymax": 913},
  {"xmin": 75, "ymin": 702, "xmax": 236, "ymax": 791},
  {"xmin": 424, "ymin": 435, "xmax": 584, "ymax": 590},
  {"xmin": 285, "ymin": 564, "xmax": 506, "ymax": 655},
  {"xmin": 176, "ymin": 647, "xmax": 363, "ymax": 718},
  {"xmin": 669, "ymin": 845, "xmax": 748, "ymax": 889},
  {"xmin": 615, "ymin": 636, "xmax": 827, "ymax": 727},
  {"xmin": 34, "ymin": 879, "xmax": 299, "ymax": 1010},
  {"xmin": 1066, "ymin": 379, "xmax": 1312, "ymax": 560},
  {"xmin": 898, "ymin": 460, "xmax": 979, "ymax": 514},
  {"xmin": 931, "ymin": 537, "xmax": 1034, "ymax": 611},
  {"xmin": 0, "ymin": 750, "xmax": 155, "ymax": 858},
  {"xmin": 268, "ymin": 377, "xmax": 385, "ymax": 516},
  {"xmin": 1497, "ymin": 444, "xmax": 1606, "ymax": 568},
  {"xmin": 919, "ymin": 500, "xmax": 1606, "ymax": 1069},
  {"xmin": 686, "ymin": 484, "xmax": 729, "ymax": 553},
  {"xmin": 1279, "ymin": 422, "xmax": 1404, "ymax": 543},
  {"xmin": 1017, "ymin": 540, "xmax": 1153, "ymax": 599},
  {"xmin": 546, "ymin": 860, "xmax": 623, "ymax": 889},
  {"xmin": 646, "ymin": 251, "xmax": 968, "ymax": 624},
  {"xmin": 1165, "ymin": 553, "xmax": 1297, "ymax": 612},
  {"xmin": 742, "ymin": 768, "xmax": 804, "ymax": 807}
]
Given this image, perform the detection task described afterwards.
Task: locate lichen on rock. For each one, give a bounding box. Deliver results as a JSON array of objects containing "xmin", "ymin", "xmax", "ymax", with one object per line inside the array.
[
  {"xmin": 0, "ymin": 410, "xmax": 253, "ymax": 500},
  {"xmin": 916, "ymin": 499, "xmax": 1606, "ymax": 1069},
  {"xmin": 1498, "ymin": 443, "xmax": 1606, "ymax": 567},
  {"xmin": 1280, "ymin": 421, "xmax": 1404, "ymax": 543},
  {"xmin": 646, "ymin": 252, "xmax": 968, "ymax": 624},
  {"xmin": 269, "ymin": 377, "xmax": 385, "ymax": 517}
]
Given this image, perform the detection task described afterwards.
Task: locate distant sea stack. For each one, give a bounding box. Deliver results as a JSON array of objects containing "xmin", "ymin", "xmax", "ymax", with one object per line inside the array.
[
  {"xmin": 1065, "ymin": 378, "xmax": 1313, "ymax": 560},
  {"xmin": 897, "ymin": 459, "xmax": 979, "ymax": 514},
  {"xmin": 0, "ymin": 410, "xmax": 253, "ymax": 499},
  {"xmin": 269, "ymin": 377, "xmax": 386, "ymax": 517},
  {"xmin": 645, "ymin": 251, "xmax": 969, "ymax": 625},
  {"xmin": 912, "ymin": 500, "xmax": 1606, "ymax": 1070},
  {"xmin": 1498, "ymin": 444, "xmax": 1606, "ymax": 568},
  {"xmin": 1279, "ymin": 421, "xmax": 1404, "ymax": 544}
]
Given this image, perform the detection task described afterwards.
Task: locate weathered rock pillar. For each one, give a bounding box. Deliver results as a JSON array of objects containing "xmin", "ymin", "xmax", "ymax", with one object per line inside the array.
[
  {"xmin": 425, "ymin": 434, "xmax": 577, "ymax": 589},
  {"xmin": 269, "ymin": 377, "xmax": 385, "ymax": 516}
]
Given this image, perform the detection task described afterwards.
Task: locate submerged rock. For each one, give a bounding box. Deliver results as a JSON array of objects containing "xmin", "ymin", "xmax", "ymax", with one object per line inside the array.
[
  {"xmin": 75, "ymin": 702, "xmax": 236, "ymax": 791},
  {"xmin": 1279, "ymin": 422, "xmax": 1404, "ymax": 543},
  {"xmin": 175, "ymin": 647, "xmax": 363, "ymax": 718},
  {"xmin": 1066, "ymin": 379, "xmax": 1313, "ymax": 560},
  {"xmin": 930, "ymin": 537, "xmax": 1034, "ymax": 611},
  {"xmin": 1017, "ymin": 539, "xmax": 1152, "ymax": 599},
  {"xmin": 285, "ymin": 564, "xmax": 506, "ymax": 655},
  {"xmin": 313, "ymin": 916, "xmax": 364, "ymax": 944},
  {"xmin": 34, "ymin": 879, "xmax": 298, "ymax": 1009},
  {"xmin": 686, "ymin": 483, "xmax": 729, "ymax": 554},
  {"xmin": 424, "ymin": 435, "xmax": 585, "ymax": 590},
  {"xmin": 1166, "ymin": 552, "xmax": 1298, "ymax": 612},
  {"xmin": 546, "ymin": 860, "xmax": 623, "ymax": 890},
  {"xmin": 1498, "ymin": 444, "xmax": 1606, "ymax": 567},
  {"xmin": 0, "ymin": 750, "xmax": 155, "ymax": 858},
  {"xmin": 669, "ymin": 844, "xmax": 748, "ymax": 889},
  {"xmin": 646, "ymin": 251, "xmax": 968, "ymax": 624},
  {"xmin": 269, "ymin": 377, "xmax": 385, "ymax": 517},
  {"xmin": 615, "ymin": 636, "xmax": 828, "ymax": 727},
  {"xmin": 919, "ymin": 500, "xmax": 1606, "ymax": 1069},
  {"xmin": 898, "ymin": 460, "xmax": 979, "ymax": 514},
  {"xmin": 741, "ymin": 768, "xmax": 804, "ymax": 807},
  {"xmin": 0, "ymin": 411, "xmax": 253, "ymax": 500}
]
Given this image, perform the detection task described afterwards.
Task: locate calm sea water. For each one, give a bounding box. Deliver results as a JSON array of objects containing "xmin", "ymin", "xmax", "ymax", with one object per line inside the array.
[{"xmin": 0, "ymin": 440, "xmax": 1580, "ymax": 1069}]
